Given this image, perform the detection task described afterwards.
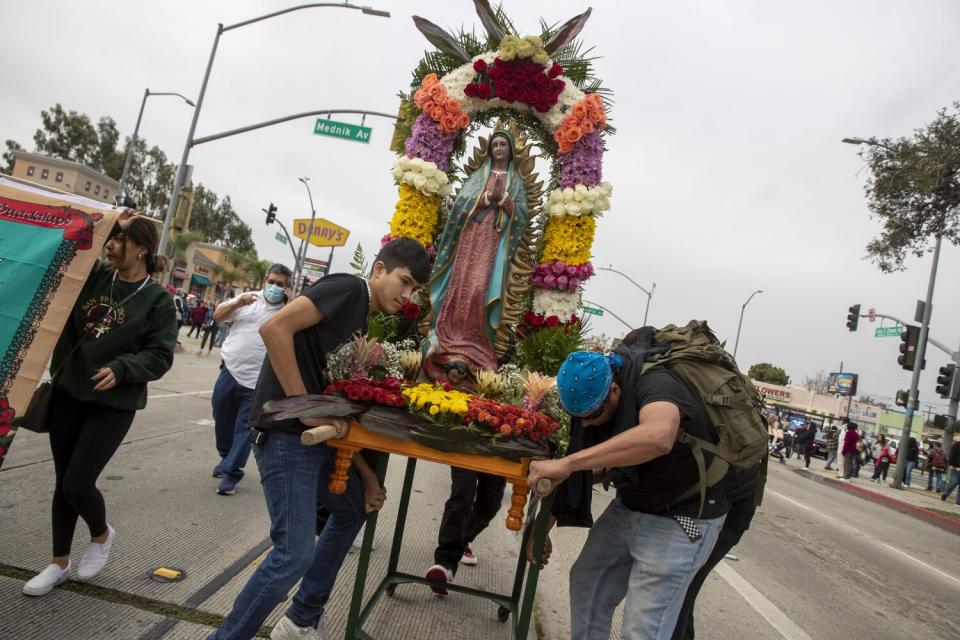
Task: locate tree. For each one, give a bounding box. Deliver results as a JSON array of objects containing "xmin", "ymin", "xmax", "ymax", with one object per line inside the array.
[
  {"xmin": 850, "ymin": 102, "xmax": 960, "ymax": 272},
  {"xmin": 802, "ymin": 370, "xmax": 829, "ymax": 395},
  {"xmin": 2, "ymin": 140, "xmax": 22, "ymax": 173},
  {"xmin": 248, "ymin": 259, "xmax": 272, "ymax": 287},
  {"xmin": 748, "ymin": 362, "xmax": 790, "ymax": 386}
]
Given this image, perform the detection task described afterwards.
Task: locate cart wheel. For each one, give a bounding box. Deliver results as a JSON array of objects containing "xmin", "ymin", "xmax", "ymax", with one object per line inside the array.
[
  {"xmin": 386, "ymin": 585, "xmax": 396, "ymax": 597},
  {"xmin": 497, "ymin": 606, "xmax": 510, "ymax": 623}
]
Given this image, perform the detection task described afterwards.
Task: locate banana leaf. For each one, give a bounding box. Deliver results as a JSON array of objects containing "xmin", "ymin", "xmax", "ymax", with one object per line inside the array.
[
  {"xmin": 262, "ymin": 395, "xmax": 366, "ymax": 423},
  {"xmin": 409, "ymin": 422, "xmax": 493, "ymax": 456},
  {"xmin": 412, "ymin": 16, "xmax": 471, "ymax": 62},
  {"xmin": 355, "ymin": 405, "xmax": 426, "ymax": 442},
  {"xmin": 484, "ymin": 437, "xmax": 552, "ymax": 462},
  {"xmin": 543, "ymin": 8, "xmax": 592, "ymax": 54}
]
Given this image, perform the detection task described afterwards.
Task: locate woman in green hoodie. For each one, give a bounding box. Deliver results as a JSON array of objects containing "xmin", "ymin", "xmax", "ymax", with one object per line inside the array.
[{"xmin": 23, "ymin": 212, "xmax": 177, "ymax": 597}]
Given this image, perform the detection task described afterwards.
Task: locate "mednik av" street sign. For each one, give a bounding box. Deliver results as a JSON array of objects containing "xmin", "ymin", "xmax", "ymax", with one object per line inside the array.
[{"xmin": 313, "ymin": 118, "xmax": 372, "ymax": 144}]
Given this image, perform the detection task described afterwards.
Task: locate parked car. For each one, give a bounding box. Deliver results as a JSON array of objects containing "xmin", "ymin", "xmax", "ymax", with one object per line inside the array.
[{"xmin": 809, "ymin": 432, "xmax": 829, "ymax": 459}]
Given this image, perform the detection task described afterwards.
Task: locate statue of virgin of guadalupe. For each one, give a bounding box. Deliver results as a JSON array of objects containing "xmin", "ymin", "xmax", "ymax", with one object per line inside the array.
[{"xmin": 422, "ymin": 130, "xmax": 530, "ymax": 387}]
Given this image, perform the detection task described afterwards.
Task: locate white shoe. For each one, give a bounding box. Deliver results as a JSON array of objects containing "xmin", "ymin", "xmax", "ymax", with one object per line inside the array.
[
  {"xmin": 23, "ymin": 562, "xmax": 71, "ymax": 596},
  {"xmin": 77, "ymin": 525, "xmax": 114, "ymax": 580},
  {"xmin": 270, "ymin": 615, "xmax": 327, "ymax": 640}
]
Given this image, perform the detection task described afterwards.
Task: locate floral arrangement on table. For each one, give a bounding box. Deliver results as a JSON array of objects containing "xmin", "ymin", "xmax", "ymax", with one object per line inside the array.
[{"xmin": 386, "ymin": 2, "xmax": 614, "ymax": 349}]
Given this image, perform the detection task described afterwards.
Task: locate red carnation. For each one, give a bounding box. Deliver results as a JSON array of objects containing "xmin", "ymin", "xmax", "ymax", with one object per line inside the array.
[
  {"xmin": 402, "ymin": 301, "xmax": 421, "ymax": 319},
  {"xmin": 545, "ymin": 315, "xmax": 560, "ymax": 328},
  {"xmin": 530, "ymin": 314, "xmax": 544, "ymax": 328},
  {"xmin": 549, "ymin": 62, "xmax": 564, "ymax": 78},
  {"xmin": 473, "ymin": 59, "xmax": 488, "ymax": 73}
]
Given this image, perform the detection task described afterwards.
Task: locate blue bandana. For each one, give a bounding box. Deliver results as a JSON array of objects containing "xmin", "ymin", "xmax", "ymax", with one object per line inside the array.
[{"xmin": 557, "ymin": 351, "xmax": 623, "ymax": 417}]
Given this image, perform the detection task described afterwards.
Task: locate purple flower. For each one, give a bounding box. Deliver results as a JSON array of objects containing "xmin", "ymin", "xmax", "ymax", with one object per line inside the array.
[
  {"xmin": 556, "ymin": 275, "xmax": 569, "ymax": 290},
  {"xmin": 559, "ymin": 130, "xmax": 603, "ymax": 187},
  {"xmin": 552, "ymin": 261, "xmax": 566, "ymax": 275},
  {"xmin": 579, "ymin": 263, "xmax": 594, "ymax": 278},
  {"xmin": 530, "ymin": 274, "xmax": 544, "ymax": 287},
  {"xmin": 543, "ymin": 274, "xmax": 556, "ymax": 287},
  {"xmin": 404, "ymin": 113, "xmax": 456, "ymax": 171},
  {"xmin": 569, "ymin": 277, "xmax": 581, "ymax": 289},
  {"xmin": 565, "ymin": 265, "xmax": 578, "ymax": 277}
]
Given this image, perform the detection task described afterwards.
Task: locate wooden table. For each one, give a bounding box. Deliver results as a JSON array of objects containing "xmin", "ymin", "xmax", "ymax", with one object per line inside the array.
[{"xmin": 325, "ymin": 420, "xmax": 554, "ymax": 640}]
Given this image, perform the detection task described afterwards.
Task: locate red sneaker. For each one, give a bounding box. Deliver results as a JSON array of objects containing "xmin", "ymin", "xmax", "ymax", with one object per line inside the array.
[
  {"xmin": 460, "ymin": 550, "xmax": 478, "ymax": 566},
  {"xmin": 425, "ymin": 564, "xmax": 453, "ymax": 597}
]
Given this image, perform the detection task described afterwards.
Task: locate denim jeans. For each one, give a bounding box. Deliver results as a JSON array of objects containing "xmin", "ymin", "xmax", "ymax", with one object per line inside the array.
[
  {"xmin": 903, "ymin": 461, "xmax": 916, "ymax": 486},
  {"xmin": 825, "ymin": 448, "xmax": 838, "ymax": 468},
  {"xmin": 212, "ymin": 365, "xmax": 255, "ymax": 482},
  {"xmin": 943, "ymin": 469, "xmax": 960, "ymax": 504},
  {"xmin": 209, "ymin": 430, "xmax": 367, "ymax": 639},
  {"xmin": 927, "ymin": 470, "xmax": 943, "ymax": 492},
  {"xmin": 569, "ymin": 499, "xmax": 725, "ymax": 640}
]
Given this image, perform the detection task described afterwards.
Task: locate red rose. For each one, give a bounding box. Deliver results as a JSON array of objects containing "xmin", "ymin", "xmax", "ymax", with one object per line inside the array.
[
  {"xmin": 473, "ymin": 59, "xmax": 488, "ymax": 73},
  {"xmin": 545, "ymin": 315, "xmax": 560, "ymax": 327},
  {"xmin": 478, "ymin": 84, "xmax": 492, "ymax": 99},
  {"xmin": 464, "ymin": 83, "xmax": 479, "ymax": 98},
  {"xmin": 530, "ymin": 314, "xmax": 544, "ymax": 328}
]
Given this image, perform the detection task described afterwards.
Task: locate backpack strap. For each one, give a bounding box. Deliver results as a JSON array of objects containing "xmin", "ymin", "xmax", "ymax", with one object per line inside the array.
[{"xmin": 674, "ymin": 430, "xmax": 729, "ymax": 518}]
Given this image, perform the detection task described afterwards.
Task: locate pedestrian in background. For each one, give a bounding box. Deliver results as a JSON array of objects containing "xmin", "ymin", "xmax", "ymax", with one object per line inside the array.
[
  {"xmin": 941, "ymin": 436, "xmax": 960, "ymax": 504},
  {"xmin": 871, "ymin": 435, "xmax": 895, "ymax": 483},
  {"xmin": 210, "ymin": 264, "xmax": 292, "ymax": 496},
  {"xmin": 842, "ymin": 421, "xmax": 859, "ymax": 479},
  {"xmin": 198, "ymin": 306, "xmax": 219, "ymax": 356},
  {"xmin": 902, "ymin": 437, "xmax": 919, "ymax": 487},
  {"xmin": 824, "ymin": 424, "xmax": 840, "ymax": 471},
  {"xmin": 187, "ymin": 300, "xmax": 207, "ymax": 338},
  {"xmin": 854, "ymin": 430, "xmax": 868, "ymax": 477},
  {"xmin": 926, "ymin": 442, "xmax": 946, "ymax": 492},
  {"xmin": 796, "ymin": 422, "xmax": 817, "ymax": 469},
  {"xmin": 23, "ymin": 212, "xmax": 176, "ymax": 597},
  {"xmin": 783, "ymin": 427, "xmax": 795, "ymax": 460}
]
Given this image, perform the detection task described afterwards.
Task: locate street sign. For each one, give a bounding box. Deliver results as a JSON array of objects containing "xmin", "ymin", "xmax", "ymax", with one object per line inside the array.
[
  {"xmin": 875, "ymin": 326, "xmax": 901, "ymax": 337},
  {"xmin": 275, "ymin": 232, "xmax": 287, "ymax": 245},
  {"xmin": 292, "ymin": 218, "xmax": 350, "ymax": 247},
  {"xmin": 583, "ymin": 306, "xmax": 604, "ymax": 316},
  {"xmin": 313, "ymin": 118, "xmax": 372, "ymax": 144}
]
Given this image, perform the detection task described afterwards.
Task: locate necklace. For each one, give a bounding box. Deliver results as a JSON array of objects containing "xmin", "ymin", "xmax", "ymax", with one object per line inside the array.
[
  {"xmin": 361, "ymin": 276, "xmax": 372, "ymax": 306},
  {"xmin": 91, "ymin": 271, "xmax": 151, "ymax": 338}
]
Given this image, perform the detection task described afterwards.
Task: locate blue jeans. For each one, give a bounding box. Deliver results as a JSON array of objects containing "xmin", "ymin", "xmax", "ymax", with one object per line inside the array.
[
  {"xmin": 209, "ymin": 430, "xmax": 367, "ymax": 639},
  {"xmin": 927, "ymin": 470, "xmax": 943, "ymax": 492},
  {"xmin": 569, "ymin": 499, "xmax": 726, "ymax": 640},
  {"xmin": 903, "ymin": 461, "xmax": 916, "ymax": 486},
  {"xmin": 943, "ymin": 469, "xmax": 960, "ymax": 504},
  {"xmin": 212, "ymin": 365, "xmax": 255, "ymax": 482}
]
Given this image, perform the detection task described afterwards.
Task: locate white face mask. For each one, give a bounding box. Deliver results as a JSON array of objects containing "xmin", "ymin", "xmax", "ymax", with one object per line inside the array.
[{"xmin": 263, "ymin": 283, "xmax": 284, "ymax": 304}]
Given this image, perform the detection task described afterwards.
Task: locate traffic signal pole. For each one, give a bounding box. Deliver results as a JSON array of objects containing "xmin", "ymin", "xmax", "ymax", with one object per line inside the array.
[{"xmin": 891, "ymin": 235, "xmax": 942, "ymax": 490}]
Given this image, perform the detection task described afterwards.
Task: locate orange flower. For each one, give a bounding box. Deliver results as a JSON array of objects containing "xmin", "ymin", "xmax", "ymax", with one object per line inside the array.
[
  {"xmin": 572, "ymin": 104, "xmax": 588, "ymax": 120},
  {"xmin": 422, "ymin": 73, "xmax": 439, "ymax": 88},
  {"xmin": 423, "ymin": 100, "xmax": 436, "ymax": 113},
  {"xmin": 456, "ymin": 112, "xmax": 469, "ymax": 128},
  {"xmin": 440, "ymin": 114, "xmax": 458, "ymax": 132},
  {"xmin": 414, "ymin": 88, "xmax": 430, "ymax": 109},
  {"xmin": 445, "ymin": 98, "xmax": 461, "ymax": 112},
  {"xmin": 430, "ymin": 105, "xmax": 444, "ymax": 120},
  {"xmin": 567, "ymin": 125, "xmax": 583, "ymax": 143},
  {"xmin": 582, "ymin": 120, "xmax": 594, "ymax": 134},
  {"xmin": 428, "ymin": 83, "xmax": 446, "ymax": 101}
]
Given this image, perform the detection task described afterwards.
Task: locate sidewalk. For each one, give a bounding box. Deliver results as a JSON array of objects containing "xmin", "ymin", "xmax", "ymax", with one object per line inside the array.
[{"xmin": 790, "ymin": 457, "xmax": 960, "ymax": 535}]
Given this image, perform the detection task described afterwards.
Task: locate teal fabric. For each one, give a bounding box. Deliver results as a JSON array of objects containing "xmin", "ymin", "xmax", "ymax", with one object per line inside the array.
[
  {"xmin": 423, "ymin": 132, "xmax": 529, "ymax": 357},
  {"xmin": 558, "ymin": 351, "xmax": 617, "ymax": 417}
]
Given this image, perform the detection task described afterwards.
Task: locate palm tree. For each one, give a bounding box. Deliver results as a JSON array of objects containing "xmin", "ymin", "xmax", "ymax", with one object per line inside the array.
[
  {"xmin": 247, "ymin": 258, "xmax": 272, "ymax": 287},
  {"xmin": 172, "ymin": 231, "xmax": 204, "ymax": 269}
]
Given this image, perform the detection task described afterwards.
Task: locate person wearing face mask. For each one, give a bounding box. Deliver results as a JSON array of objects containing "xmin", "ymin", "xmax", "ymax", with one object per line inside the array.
[
  {"xmin": 22, "ymin": 211, "xmax": 177, "ymax": 597},
  {"xmin": 209, "ymin": 264, "xmax": 293, "ymax": 496}
]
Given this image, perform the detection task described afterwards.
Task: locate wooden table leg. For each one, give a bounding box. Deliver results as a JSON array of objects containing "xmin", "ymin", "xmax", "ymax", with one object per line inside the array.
[
  {"xmin": 329, "ymin": 447, "xmax": 356, "ymax": 495},
  {"xmin": 506, "ymin": 481, "xmax": 528, "ymax": 531}
]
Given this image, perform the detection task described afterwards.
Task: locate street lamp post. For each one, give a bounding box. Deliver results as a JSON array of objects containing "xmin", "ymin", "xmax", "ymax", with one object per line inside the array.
[
  {"xmin": 597, "ymin": 266, "xmax": 655, "ymax": 326},
  {"xmin": 117, "ymin": 89, "xmax": 195, "ymax": 201},
  {"xmin": 156, "ymin": 3, "xmax": 391, "ymax": 260},
  {"xmin": 294, "ymin": 176, "xmax": 318, "ymax": 289},
  {"xmin": 733, "ymin": 289, "xmax": 763, "ymax": 360}
]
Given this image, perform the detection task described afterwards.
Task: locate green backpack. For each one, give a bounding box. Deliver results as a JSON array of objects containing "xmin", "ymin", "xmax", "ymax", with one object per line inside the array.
[{"xmin": 641, "ymin": 320, "xmax": 769, "ymax": 516}]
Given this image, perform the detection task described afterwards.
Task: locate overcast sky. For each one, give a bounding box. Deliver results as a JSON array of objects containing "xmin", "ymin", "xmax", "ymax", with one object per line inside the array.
[{"xmin": 3, "ymin": 1, "xmax": 960, "ymax": 413}]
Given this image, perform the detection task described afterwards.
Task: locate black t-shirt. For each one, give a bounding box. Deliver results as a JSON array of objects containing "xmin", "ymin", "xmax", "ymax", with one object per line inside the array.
[
  {"xmin": 249, "ymin": 274, "xmax": 369, "ymax": 433},
  {"xmin": 614, "ymin": 367, "xmax": 729, "ymax": 519}
]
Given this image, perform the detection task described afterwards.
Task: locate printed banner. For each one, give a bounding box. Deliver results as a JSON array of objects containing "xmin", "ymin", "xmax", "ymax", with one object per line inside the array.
[{"xmin": 0, "ymin": 177, "xmax": 118, "ymax": 468}]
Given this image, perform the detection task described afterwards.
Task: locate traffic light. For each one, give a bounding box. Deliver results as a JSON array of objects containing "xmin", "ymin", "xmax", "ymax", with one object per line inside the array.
[
  {"xmin": 898, "ymin": 324, "xmax": 920, "ymax": 371},
  {"xmin": 936, "ymin": 364, "xmax": 957, "ymax": 399},
  {"xmin": 894, "ymin": 389, "xmax": 920, "ymax": 410},
  {"xmin": 895, "ymin": 389, "xmax": 908, "ymax": 407},
  {"xmin": 264, "ymin": 203, "xmax": 277, "ymax": 225},
  {"xmin": 845, "ymin": 304, "xmax": 860, "ymax": 332}
]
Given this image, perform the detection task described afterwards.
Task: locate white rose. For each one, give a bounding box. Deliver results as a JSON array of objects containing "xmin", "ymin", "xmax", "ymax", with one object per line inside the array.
[
  {"xmin": 410, "ymin": 157, "xmax": 425, "ymax": 170},
  {"xmin": 562, "ymin": 187, "xmax": 575, "ymax": 202},
  {"xmin": 413, "ymin": 174, "xmax": 427, "ymax": 189},
  {"xmin": 550, "ymin": 204, "xmax": 565, "ymax": 216}
]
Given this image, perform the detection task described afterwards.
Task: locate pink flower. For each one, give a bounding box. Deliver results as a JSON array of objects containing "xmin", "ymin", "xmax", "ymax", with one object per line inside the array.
[
  {"xmin": 569, "ymin": 277, "xmax": 581, "ymax": 289},
  {"xmin": 566, "ymin": 265, "xmax": 579, "ymax": 277},
  {"xmin": 543, "ymin": 274, "xmax": 556, "ymax": 287},
  {"xmin": 552, "ymin": 261, "xmax": 566, "ymax": 275},
  {"xmin": 556, "ymin": 275, "xmax": 569, "ymax": 290}
]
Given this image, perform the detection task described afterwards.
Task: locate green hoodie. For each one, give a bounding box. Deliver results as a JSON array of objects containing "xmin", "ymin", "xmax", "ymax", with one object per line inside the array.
[{"xmin": 50, "ymin": 262, "xmax": 177, "ymax": 411}]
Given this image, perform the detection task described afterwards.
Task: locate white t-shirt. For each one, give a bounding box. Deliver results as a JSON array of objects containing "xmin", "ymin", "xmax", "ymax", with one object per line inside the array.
[{"xmin": 219, "ymin": 291, "xmax": 284, "ymax": 389}]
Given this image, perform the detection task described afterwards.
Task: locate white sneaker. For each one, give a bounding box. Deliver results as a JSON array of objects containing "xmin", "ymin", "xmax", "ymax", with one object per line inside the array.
[
  {"xmin": 23, "ymin": 562, "xmax": 71, "ymax": 596},
  {"xmin": 270, "ymin": 615, "xmax": 327, "ymax": 640},
  {"xmin": 77, "ymin": 525, "xmax": 114, "ymax": 580}
]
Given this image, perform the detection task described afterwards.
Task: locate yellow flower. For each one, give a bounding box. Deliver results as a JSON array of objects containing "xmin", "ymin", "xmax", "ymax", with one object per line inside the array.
[
  {"xmin": 541, "ymin": 215, "xmax": 595, "ymax": 265},
  {"xmin": 429, "ymin": 405, "xmax": 440, "ymax": 415},
  {"xmin": 389, "ymin": 183, "xmax": 439, "ymax": 246}
]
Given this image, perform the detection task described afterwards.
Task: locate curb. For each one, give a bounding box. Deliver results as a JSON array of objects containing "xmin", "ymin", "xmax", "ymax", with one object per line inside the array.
[{"xmin": 796, "ymin": 469, "xmax": 960, "ymax": 536}]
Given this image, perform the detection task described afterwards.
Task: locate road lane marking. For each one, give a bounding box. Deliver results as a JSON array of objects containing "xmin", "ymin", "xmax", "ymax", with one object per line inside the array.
[
  {"xmin": 148, "ymin": 390, "xmax": 213, "ymax": 399},
  {"xmin": 716, "ymin": 561, "xmax": 812, "ymax": 640},
  {"xmin": 766, "ymin": 488, "xmax": 960, "ymax": 589}
]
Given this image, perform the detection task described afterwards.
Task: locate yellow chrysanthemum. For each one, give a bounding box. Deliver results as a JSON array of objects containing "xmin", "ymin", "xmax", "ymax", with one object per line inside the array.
[
  {"xmin": 389, "ymin": 183, "xmax": 440, "ymax": 246},
  {"xmin": 541, "ymin": 214, "xmax": 595, "ymax": 265}
]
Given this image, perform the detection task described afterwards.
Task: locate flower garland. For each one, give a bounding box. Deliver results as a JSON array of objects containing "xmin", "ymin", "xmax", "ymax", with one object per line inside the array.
[
  {"xmin": 465, "ymin": 397, "xmax": 559, "ymax": 440},
  {"xmin": 519, "ymin": 310, "xmax": 580, "ymax": 334},
  {"xmin": 530, "ymin": 261, "xmax": 594, "ymax": 291},
  {"xmin": 559, "ymin": 129, "xmax": 603, "ymax": 187},
  {"xmin": 540, "ymin": 215, "xmax": 595, "ymax": 265},
  {"xmin": 414, "ymin": 73, "xmax": 470, "ymax": 134},
  {"xmin": 545, "ymin": 183, "xmax": 613, "ymax": 217},
  {"xmin": 391, "ymin": 156, "xmax": 453, "ymax": 197},
  {"xmin": 497, "ymin": 34, "xmax": 551, "ymax": 64},
  {"xmin": 389, "ymin": 184, "xmax": 440, "ymax": 247},
  {"xmin": 324, "ymin": 378, "xmax": 406, "ymax": 408},
  {"xmin": 554, "ymin": 94, "xmax": 607, "ymax": 154},
  {"xmin": 531, "ymin": 288, "xmax": 581, "ymax": 320}
]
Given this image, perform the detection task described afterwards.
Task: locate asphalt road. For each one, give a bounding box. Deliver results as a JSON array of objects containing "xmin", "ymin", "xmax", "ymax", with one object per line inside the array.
[{"xmin": 1, "ymin": 340, "xmax": 958, "ymax": 639}]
